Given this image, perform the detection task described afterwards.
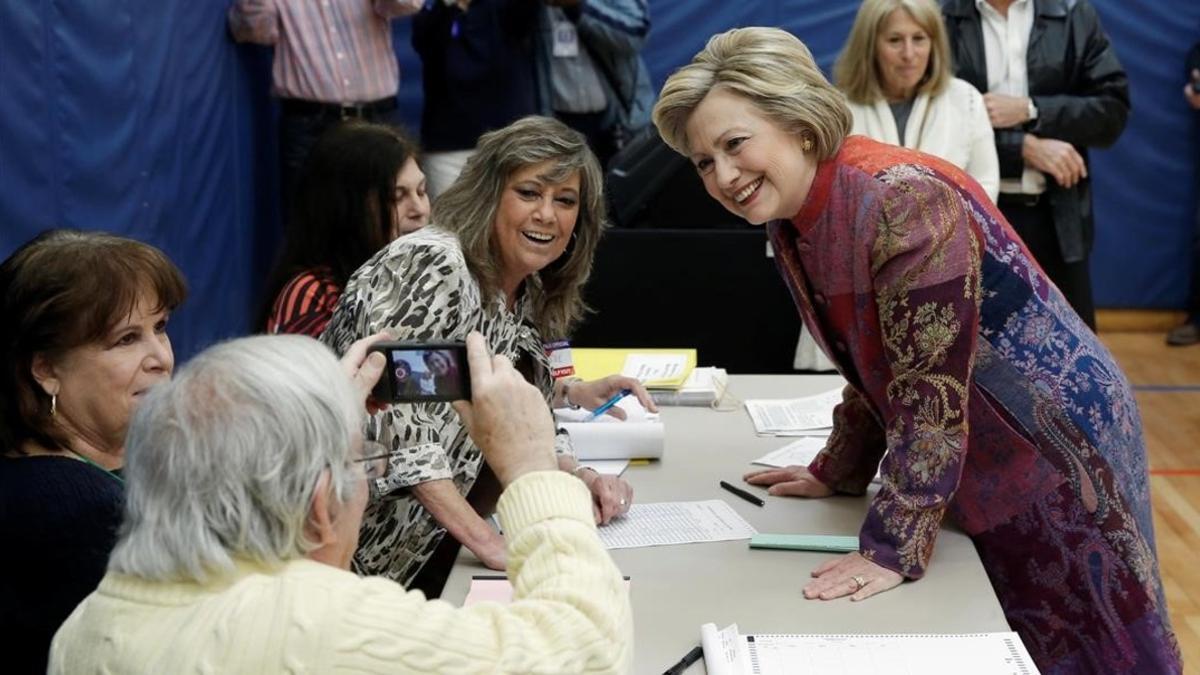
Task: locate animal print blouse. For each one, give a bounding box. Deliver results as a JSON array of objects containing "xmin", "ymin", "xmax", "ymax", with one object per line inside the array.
[{"xmin": 322, "ymin": 226, "xmax": 575, "ymax": 585}]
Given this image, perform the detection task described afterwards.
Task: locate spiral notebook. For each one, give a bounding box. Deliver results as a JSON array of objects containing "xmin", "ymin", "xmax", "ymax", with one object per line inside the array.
[{"xmin": 700, "ymin": 623, "xmax": 1039, "ymax": 675}]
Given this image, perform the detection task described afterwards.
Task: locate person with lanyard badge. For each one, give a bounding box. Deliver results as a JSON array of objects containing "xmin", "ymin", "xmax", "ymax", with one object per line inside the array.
[
  {"xmin": 0, "ymin": 230, "xmax": 187, "ymax": 675},
  {"xmin": 323, "ymin": 116, "xmax": 655, "ymax": 596},
  {"xmin": 535, "ymin": 0, "xmax": 655, "ymax": 167}
]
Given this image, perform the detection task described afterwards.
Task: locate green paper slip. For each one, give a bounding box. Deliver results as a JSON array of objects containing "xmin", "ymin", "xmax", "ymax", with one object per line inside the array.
[{"xmin": 749, "ymin": 534, "xmax": 860, "ymax": 553}]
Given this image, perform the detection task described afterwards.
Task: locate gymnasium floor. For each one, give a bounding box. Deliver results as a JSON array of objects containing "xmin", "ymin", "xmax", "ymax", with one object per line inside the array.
[{"xmin": 1101, "ymin": 331, "xmax": 1200, "ymax": 672}]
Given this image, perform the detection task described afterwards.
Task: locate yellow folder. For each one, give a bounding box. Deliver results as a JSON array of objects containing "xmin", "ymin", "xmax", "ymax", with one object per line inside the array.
[{"xmin": 571, "ymin": 348, "xmax": 697, "ymax": 389}]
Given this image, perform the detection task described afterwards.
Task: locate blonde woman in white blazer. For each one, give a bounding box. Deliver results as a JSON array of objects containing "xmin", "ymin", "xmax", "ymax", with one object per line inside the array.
[
  {"xmin": 835, "ymin": 0, "xmax": 998, "ymax": 202},
  {"xmin": 790, "ymin": 0, "xmax": 999, "ymax": 373}
]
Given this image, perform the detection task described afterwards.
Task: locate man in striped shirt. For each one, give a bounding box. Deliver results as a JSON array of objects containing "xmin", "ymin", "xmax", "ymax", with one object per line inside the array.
[{"xmin": 228, "ymin": 0, "xmax": 422, "ymax": 202}]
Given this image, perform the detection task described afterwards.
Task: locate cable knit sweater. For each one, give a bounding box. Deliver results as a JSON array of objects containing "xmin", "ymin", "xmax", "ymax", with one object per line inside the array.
[{"xmin": 48, "ymin": 471, "xmax": 632, "ymax": 674}]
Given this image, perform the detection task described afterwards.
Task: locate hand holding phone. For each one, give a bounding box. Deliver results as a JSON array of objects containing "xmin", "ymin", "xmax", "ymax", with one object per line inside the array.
[{"xmin": 368, "ymin": 341, "xmax": 472, "ymax": 402}]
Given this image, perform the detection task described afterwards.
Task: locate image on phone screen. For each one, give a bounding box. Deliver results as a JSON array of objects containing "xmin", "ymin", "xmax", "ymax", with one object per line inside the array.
[{"xmin": 371, "ymin": 342, "xmax": 470, "ymax": 402}]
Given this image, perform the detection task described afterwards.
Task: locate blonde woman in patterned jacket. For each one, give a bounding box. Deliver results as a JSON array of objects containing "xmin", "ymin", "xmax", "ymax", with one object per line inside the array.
[{"xmin": 323, "ymin": 116, "xmax": 654, "ymax": 594}]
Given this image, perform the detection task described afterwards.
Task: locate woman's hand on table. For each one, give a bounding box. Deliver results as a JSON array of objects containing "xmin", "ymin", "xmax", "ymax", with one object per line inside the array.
[
  {"xmin": 742, "ymin": 465, "xmax": 834, "ymax": 498},
  {"xmin": 803, "ymin": 552, "xmax": 903, "ymax": 602},
  {"xmin": 570, "ymin": 375, "xmax": 658, "ymax": 419},
  {"xmin": 575, "ymin": 467, "xmax": 634, "ymax": 524},
  {"xmin": 476, "ymin": 532, "xmax": 508, "ymax": 571}
]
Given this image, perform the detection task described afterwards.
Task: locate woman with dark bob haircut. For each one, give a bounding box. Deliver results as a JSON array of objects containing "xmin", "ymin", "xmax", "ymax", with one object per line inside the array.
[
  {"xmin": 0, "ymin": 229, "xmax": 186, "ymax": 674},
  {"xmin": 261, "ymin": 121, "xmax": 430, "ymax": 337},
  {"xmin": 323, "ymin": 116, "xmax": 654, "ymax": 594}
]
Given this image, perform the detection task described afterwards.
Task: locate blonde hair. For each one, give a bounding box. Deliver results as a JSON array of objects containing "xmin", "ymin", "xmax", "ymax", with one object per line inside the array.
[
  {"xmin": 652, "ymin": 27, "xmax": 851, "ymax": 161},
  {"xmin": 834, "ymin": 0, "xmax": 953, "ymax": 104},
  {"xmin": 433, "ymin": 116, "xmax": 605, "ymax": 339}
]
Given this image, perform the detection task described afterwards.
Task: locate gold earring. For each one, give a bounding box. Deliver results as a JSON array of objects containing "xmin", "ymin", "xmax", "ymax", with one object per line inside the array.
[
  {"xmin": 802, "ymin": 138, "xmax": 814, "ymax": 152},
  {"xmin": 50, "ymin": 394, "xmax": 57, "ymax": 417}
]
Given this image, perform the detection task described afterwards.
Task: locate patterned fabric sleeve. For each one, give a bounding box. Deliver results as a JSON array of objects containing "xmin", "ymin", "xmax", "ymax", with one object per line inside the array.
[
  {"xmin": 323, "ymin": 239, "xmax": 476, "ymax": 493},
  {"xmin": 857, "ymin": 170, "xmax": 982, "ymax": 580},
  {"xmin": 266, "ymin": 270, "xmax": 341, "ymax": 338},
  {"xmin": 807, "ymin": 384, "xmax": 887, "ymax": 494}
]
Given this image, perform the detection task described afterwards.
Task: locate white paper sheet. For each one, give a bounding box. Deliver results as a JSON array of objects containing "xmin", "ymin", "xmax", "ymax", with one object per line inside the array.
[
  {"xmin": 744, "ymin": 387, "xmax": 843, "ymax": 434},
  {"xmin": 701, "ymin": 623, "xmax": 751, "ymax": 675},
  {"xmin": 621, "ymin": 353, "xmax": 689, "ymax": 383},
  {"xmin": 700, "ymin": 625, "xmax": 1040, "ymax": 675},
  {"xmin": 751, "ymin": 437, "xmax": 828, "ymax": 468},
  {"xmin": 752, "ymin": 438, "xmax": 882, "ymax": 484},
  {"xmin": 555, "ymin": 399, "xmax": 664, "ymax": 460},
  {"xmin": 578, "ymin": 459, "xmax": 629, "ymax": 475},
  {"xmin": 596, "ymin": 500, "xmax": 757, "ymax": 549}
]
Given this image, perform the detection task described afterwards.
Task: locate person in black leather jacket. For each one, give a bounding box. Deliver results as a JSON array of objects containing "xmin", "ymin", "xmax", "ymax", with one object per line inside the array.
[{"xmin": 942, "ymin": 0, "xmax": 1129, "ymax": 329}]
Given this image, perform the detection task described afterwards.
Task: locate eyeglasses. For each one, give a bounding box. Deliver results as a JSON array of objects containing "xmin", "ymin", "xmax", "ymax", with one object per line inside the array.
[{"xmin": 353, "ymin": 440, "xmax": 393, "ymax": 498}]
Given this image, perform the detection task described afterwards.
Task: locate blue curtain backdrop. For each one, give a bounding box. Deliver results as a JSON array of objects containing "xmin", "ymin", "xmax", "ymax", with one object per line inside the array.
[{"xmin": 1, "ymin": 1, "xmax": 1198, "ymax": 362}]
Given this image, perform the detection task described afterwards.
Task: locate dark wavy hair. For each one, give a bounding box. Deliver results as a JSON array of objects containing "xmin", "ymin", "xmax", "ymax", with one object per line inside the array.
[
  {"xmin": 257, "ymin": 122, "xmax": 420, "ymax": 329},
  {"xmin": 0, "ymin": 229, "xmax": 187, "ymax": 453}
]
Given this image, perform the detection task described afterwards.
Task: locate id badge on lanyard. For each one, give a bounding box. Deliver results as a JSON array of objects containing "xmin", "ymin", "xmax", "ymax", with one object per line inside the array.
[
  {"xmin": 544, "ymin": 339, "xmax": 576, "ymax": 379},
  {"xmin": 552, "ymin": 15, "xmax": 580, "ymax": 57}
]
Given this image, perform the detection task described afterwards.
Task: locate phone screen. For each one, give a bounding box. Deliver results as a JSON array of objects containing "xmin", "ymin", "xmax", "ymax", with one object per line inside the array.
[{"xmin": 370, "ymin": 342, "xmax": 471, "ymax": 402}]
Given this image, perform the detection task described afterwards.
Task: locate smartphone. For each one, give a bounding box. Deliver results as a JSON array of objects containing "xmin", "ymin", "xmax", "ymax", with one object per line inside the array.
[{"xmin": 368, "ymin": 341, "xmax": 471, "ymax": 403}]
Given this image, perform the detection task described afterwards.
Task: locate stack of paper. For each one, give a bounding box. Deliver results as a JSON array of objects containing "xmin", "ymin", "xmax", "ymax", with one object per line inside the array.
[
  {"xmin": 650, "ymin": 367, "xmax": 728, "ymax": 407},
  {"xmin": 596, "ymin": 500, "xmax": 757, "ymax": 549},
  {"xmin": 572, "ymin": 348, "xmax": 697, "ymax": 390},
  {"xmin": 752, "ymin": 437, "xmax": 882, "ymax": 484},
  {"xmin": 744, "ymin": 387, "xmax": 842, "ymax": 436},
  {"xmin": 750, "ymin": 437, "xmax": 828, "ymax": 468},
  {"xmin": 701, "ymin": 623, "xmax": 1040, "ymax": 675},
  {"xmin": 555, "ymin": 397, "xmax": 664, "ymax": 460}
]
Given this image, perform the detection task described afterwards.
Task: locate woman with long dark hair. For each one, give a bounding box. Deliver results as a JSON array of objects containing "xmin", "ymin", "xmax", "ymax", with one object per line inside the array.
[{"xmin": 261, "ymin": 122, "xmax": 429, "ymax": 337}]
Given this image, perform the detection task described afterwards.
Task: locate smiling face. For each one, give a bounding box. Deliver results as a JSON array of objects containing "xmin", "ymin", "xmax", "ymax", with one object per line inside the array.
[
  {"xmin": 686, "ymin": 87, "xmax": 817, "ymax": 225},
  {"xmin": 491, "ymin": 161, "xmax": 581, "ymax": 297},
  {"xmin": 875, "ymin": 8, "xmax": 931, "ymax": 102},
  {"xmin": 426, "ymin": 351, "xmax": 451, "ymax": 376},
  {"xmin": 37, "ymin": 289, "xmax": 174, "ymax": 454},
  {"xmin": 392, "ymin": 157, "xmax": 430, "ymax": 238}
]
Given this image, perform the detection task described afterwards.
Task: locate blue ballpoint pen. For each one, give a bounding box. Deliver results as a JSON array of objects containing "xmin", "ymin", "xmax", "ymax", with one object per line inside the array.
[{"xmin": 585, "ymin": 388, "xmax": 633, "ymax": 421}]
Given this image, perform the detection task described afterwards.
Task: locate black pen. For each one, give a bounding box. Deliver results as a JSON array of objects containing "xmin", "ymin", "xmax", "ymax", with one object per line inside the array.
[
  {"xmin": 662, "ymin": 645, "xmax": 703, "ymax": 675},
  {"xmin": 720, "ymin": 480, "xmax": 765, "ymax": 507}
]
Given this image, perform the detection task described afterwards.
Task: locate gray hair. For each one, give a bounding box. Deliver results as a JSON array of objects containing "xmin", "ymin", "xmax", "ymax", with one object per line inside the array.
[
  {"xmin": 433, "ymin": 115, "xmax": 606, "ymax": 339},
  {"xmin": 108, "ymin": 335, "xmax": 361, "ymax": 582}
]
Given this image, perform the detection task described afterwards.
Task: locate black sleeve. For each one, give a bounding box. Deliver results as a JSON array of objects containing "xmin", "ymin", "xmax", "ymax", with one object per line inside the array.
[
  {"xmin": 1187, "ymin": 41, "xmax": 1200, "ymax": 82},
  {"xmin": 412, "ymin": 2, "xmax": 459, "ymax": 57},
  {"xmin": 1027, "ymin": 1, "xmax": 1130, "ymax": 149}
]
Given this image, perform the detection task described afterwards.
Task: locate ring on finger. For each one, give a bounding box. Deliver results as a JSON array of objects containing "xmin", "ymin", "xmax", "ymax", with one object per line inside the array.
[{"xmin": 851, "ymin": 575, "xmax": 866, "ymax": 592}]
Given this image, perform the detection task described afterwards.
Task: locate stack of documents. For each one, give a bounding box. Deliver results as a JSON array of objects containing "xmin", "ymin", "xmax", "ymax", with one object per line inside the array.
[
  {"xmin": 751, "ymin": 437, "xmax": 882, "ymax": 484},
  {"xmin": 650, "ymin": 367, "xmax": 728, "ymax": 407},
  {"xmin": 555, "ymin": 396, "xmax": 664, "ymax": 460},
  {"xmin": 595, "ymin": 500, "xmax": 757, "ymax": 549},
  {"xmin": 700, "ymin": 623, "xmax": 1039, "ymax": 674},
  {"xmin": 744, "ymin": 387, "xmax": 842, "ymax": 436},
  {"xmin": 572, "ymin": 348, "xmax": 697, "ymax": 390}
]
